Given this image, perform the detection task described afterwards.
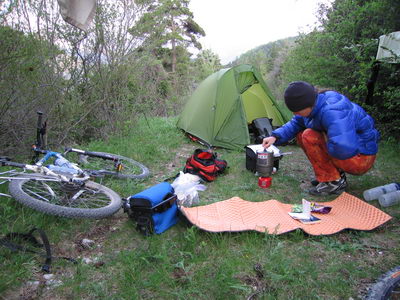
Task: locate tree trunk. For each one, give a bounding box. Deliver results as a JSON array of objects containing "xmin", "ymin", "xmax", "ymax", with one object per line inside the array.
[{"xmin": 171, "ymin": 17, "xmax": 176, "ymax": 73}]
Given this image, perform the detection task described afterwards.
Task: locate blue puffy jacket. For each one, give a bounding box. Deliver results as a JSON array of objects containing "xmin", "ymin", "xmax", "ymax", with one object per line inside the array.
[{"xmin": 272, "ymin": 91, "xmax": 380, "ymax": 160}]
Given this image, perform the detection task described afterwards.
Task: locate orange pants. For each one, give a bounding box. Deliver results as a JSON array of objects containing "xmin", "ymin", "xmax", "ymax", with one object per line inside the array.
[{"xmin": 297, "ymin": 129, "xmax": 376, "ymax": 182}]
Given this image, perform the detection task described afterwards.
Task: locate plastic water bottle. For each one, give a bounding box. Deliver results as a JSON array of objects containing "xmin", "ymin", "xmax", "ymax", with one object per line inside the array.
[
  {"xmin": 54, "ymin": 157, "xmax": 72, "ymax": 168},
  {"xmin": 47, "ymin": 165, "xmax": 79, "ymax": 175},
  {"xmin": 48, "ymin": 156, "xmax": 78, "ymax": 175},
  {"xmin": 363, "ymin": 183, "xmax": 400, "ymax": 201},
  {"xmin": 378, "ymin": 191, "xmax": 400, "ymax": 207}
]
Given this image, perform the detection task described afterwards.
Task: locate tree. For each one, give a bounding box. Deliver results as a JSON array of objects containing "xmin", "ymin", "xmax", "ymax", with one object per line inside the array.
[
  {"xmin": 130, "ymin": 0, "xmax": 205, "ymax": 73},
  {"xmin": 194, "ymin": 49, "xmax": 222, "ymax": 80}
]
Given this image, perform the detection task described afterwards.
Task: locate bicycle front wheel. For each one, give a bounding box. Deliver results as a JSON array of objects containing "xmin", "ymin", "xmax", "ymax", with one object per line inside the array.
[
  {"xmin": 66, "ymin": 151, "xmax": 150, "ymax": 179},
  {"xmin": 9, "ymin": 174, "xmax": 121, "ymax": 218},
  {"xmin": 366, "ymin": 266, "xmax": 400, "ymax": 300}
]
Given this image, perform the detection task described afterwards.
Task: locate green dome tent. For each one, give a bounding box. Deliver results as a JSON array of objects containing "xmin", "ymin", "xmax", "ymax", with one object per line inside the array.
[{"xmin": 177, "ymin": 64, "xmax": 290, "ymax": 150}]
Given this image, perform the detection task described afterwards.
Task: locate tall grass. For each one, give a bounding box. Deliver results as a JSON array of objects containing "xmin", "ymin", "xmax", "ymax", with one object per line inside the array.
[{"xmin": 1, "ymin": 116, "xmax": 399, "ymax": 299}]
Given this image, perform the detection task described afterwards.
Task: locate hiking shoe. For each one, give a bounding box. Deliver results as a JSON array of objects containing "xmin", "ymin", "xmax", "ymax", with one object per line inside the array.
[
  {"xmin": 309, "ymin": 174, "xmax": 347, "ymax": 196},
  {"xmin": 310, "ymin": 179, "xmax": 319, "ymax": 186},
  {"xmin": 310, "ymin": 172, "xmax": 346, "ymax": 187}
]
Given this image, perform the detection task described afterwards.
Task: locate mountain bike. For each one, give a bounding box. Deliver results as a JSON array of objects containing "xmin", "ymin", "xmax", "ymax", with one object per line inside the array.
[
  {"xmin": 0, "ymin": 153, "xmax": 122, "ymax": 218},
  {"xmin": 0, "ymin": 112, "xmax": 149, "ymax": 218}
]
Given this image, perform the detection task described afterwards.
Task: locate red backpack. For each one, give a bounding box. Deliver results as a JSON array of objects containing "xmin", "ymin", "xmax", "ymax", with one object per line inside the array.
[{"xmin": 184, "ymin": 149, "xmax": 227, "ymax": 182}]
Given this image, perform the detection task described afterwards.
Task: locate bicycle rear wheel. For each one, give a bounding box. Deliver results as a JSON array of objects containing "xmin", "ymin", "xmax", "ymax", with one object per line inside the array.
[
  {"xmin": 366, "ymin": 266, "xmax": 400, "ymax": 300},
  {"xmin": 66, "ymin": 151, "xmax": 150, "ymax": 179},
  {"xmin": 9, "ymin": 174, "xmax": 121, "ymax": 218}
]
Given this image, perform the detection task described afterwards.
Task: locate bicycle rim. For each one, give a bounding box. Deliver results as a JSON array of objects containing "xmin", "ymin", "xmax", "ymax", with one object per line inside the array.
[
  {"xmin": 9, "ymin": 174, "xmax": 121, "ymax": 218},
  {"xmin": 66, "ymin": 151, "xmax": 150, "ymax": 179}
]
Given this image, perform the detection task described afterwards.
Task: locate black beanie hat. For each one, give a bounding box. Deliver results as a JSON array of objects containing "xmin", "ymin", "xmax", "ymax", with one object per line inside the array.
[{"xmin": 284, "ymin": 81, "xmax": 317, "ymax": 112}]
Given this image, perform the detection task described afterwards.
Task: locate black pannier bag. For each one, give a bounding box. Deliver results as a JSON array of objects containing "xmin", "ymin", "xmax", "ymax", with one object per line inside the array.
[{"xmin": 251, "ymin": 117, "xmax": 274, "ymax": 144}]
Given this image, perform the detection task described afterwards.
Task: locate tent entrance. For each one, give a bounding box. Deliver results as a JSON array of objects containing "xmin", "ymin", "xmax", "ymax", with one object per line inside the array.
[
  {"xmin": 242, "ymin": 83, "xmax": 269, "ymax": 123},
  {"xmin": 241, "ymin": 83, "xmax": 284, "ymax": 127}
]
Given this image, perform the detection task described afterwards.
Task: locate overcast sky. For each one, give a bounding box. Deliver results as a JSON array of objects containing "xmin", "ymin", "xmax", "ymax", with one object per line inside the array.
[{"xmin": 189, "ymin": 0, "xmax": 331, "ymax": 64}]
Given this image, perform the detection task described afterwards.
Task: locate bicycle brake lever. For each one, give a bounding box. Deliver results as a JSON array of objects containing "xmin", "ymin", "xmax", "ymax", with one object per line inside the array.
[{"xmin": 63, "ymin": 147, "xmax": 72, "ymax": 155}]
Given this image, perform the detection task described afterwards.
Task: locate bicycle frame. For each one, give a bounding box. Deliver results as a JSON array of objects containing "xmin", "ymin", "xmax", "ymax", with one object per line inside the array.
[
  {"xmin": 32, "ymin": 111, "xmax": 126, "ymax": 175},
  {"xmin": 1, "ymin": 150, "xmax": 90, "ymax": 188}
]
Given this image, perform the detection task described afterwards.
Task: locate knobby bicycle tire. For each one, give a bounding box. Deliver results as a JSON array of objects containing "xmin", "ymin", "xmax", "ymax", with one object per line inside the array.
[
  {"xmin": 67, "ymin": 151, "xmax": 150, "ymax": 179},
  {"xmin": 366, "ymin": 266, "xmax": 400, "ymax": 300},
  {"xmin": 9, "ymin": 174, "xmax": 121, "ymax": 219}
]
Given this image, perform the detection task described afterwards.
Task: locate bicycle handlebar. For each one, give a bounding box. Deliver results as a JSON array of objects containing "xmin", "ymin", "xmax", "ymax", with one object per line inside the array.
[{"xmin": 64, "ymin": 148, "xmax": 116, "ymax": 161}]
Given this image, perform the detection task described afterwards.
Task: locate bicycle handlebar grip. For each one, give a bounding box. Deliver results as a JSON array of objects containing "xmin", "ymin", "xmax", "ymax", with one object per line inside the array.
[{"xmin": 83, "ymin": 151, "xmax": 114, "ymax": 160}]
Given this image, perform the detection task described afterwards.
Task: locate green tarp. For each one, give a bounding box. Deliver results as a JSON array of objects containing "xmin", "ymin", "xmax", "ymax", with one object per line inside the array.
[{"xmin": 177, "ymin": 64, "xmax": 290, "ymax": 150}]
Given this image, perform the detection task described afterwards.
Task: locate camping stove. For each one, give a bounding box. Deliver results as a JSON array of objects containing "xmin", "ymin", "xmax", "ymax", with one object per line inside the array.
[{"xmin": 256, "ymin": 149, "xmax": 274, "ymax": 188}]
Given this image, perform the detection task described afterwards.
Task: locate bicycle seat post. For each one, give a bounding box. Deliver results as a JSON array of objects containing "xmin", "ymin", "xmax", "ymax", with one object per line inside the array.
[
  {"xmin": 36, "ymin": 111, "xmax": 47, "ymax": 149},
  {"xmin": 32, "ymin": 111, "xmax": 47, "ymax": 163}
]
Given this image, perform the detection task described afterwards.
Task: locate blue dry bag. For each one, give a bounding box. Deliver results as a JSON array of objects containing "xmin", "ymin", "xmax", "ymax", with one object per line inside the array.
[{"xmin": 124, "ymin": 182, "xmax": 178, "ymax": 235}]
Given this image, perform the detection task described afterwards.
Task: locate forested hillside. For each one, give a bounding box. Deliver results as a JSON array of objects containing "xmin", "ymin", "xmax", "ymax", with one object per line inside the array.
[
  {"xmin": 232, "ymin": 37, "xmax": 297, "ymax": 100},
  {"xmin": 1, "ymin": 0, "xmax": 399, "ymax": 157}
]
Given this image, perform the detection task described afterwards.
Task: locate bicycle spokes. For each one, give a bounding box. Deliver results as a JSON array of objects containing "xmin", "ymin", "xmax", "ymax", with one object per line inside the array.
[{"xmin": 17, "ymin": 179, "xmax": 112, "ymax": 209}]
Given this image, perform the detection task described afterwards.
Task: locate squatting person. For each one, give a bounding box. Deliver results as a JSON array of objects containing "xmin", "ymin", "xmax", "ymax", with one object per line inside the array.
[{"xmin": 262, "ymin": 81, "xmax": 380, "ymax": 196}]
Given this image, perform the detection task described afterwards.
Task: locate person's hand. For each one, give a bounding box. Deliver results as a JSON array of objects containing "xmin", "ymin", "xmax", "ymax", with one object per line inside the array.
[{"xmin": 262, "ymin": 136, "xmax": 277, "ymax": 149}]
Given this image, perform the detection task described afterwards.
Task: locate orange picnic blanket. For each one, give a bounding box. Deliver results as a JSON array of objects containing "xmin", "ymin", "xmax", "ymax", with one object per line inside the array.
[{"xmin": 179, "ymin": 192, "xmax": 392, "ymax": 235}]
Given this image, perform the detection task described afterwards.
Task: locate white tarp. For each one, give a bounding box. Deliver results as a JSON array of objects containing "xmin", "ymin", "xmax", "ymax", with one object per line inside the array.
[
  {"xmin": 376, "ymin": 31, "xmax": 400, "ymax": 63},
  {"xmin": 57, "ymin": 0, "xmax": 96, "ymax": 31}
]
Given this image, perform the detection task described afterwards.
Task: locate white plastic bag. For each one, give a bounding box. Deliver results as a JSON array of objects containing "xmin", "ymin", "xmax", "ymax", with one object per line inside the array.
[{"xmin": 171, "ymin": 172, "xmax": 207, "ymax": 207}]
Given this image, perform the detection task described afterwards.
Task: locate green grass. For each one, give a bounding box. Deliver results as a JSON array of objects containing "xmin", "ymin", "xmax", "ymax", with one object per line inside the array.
[{"xmin": 1, "ymin": 116, "xmax": 399, "ymax": 299}]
